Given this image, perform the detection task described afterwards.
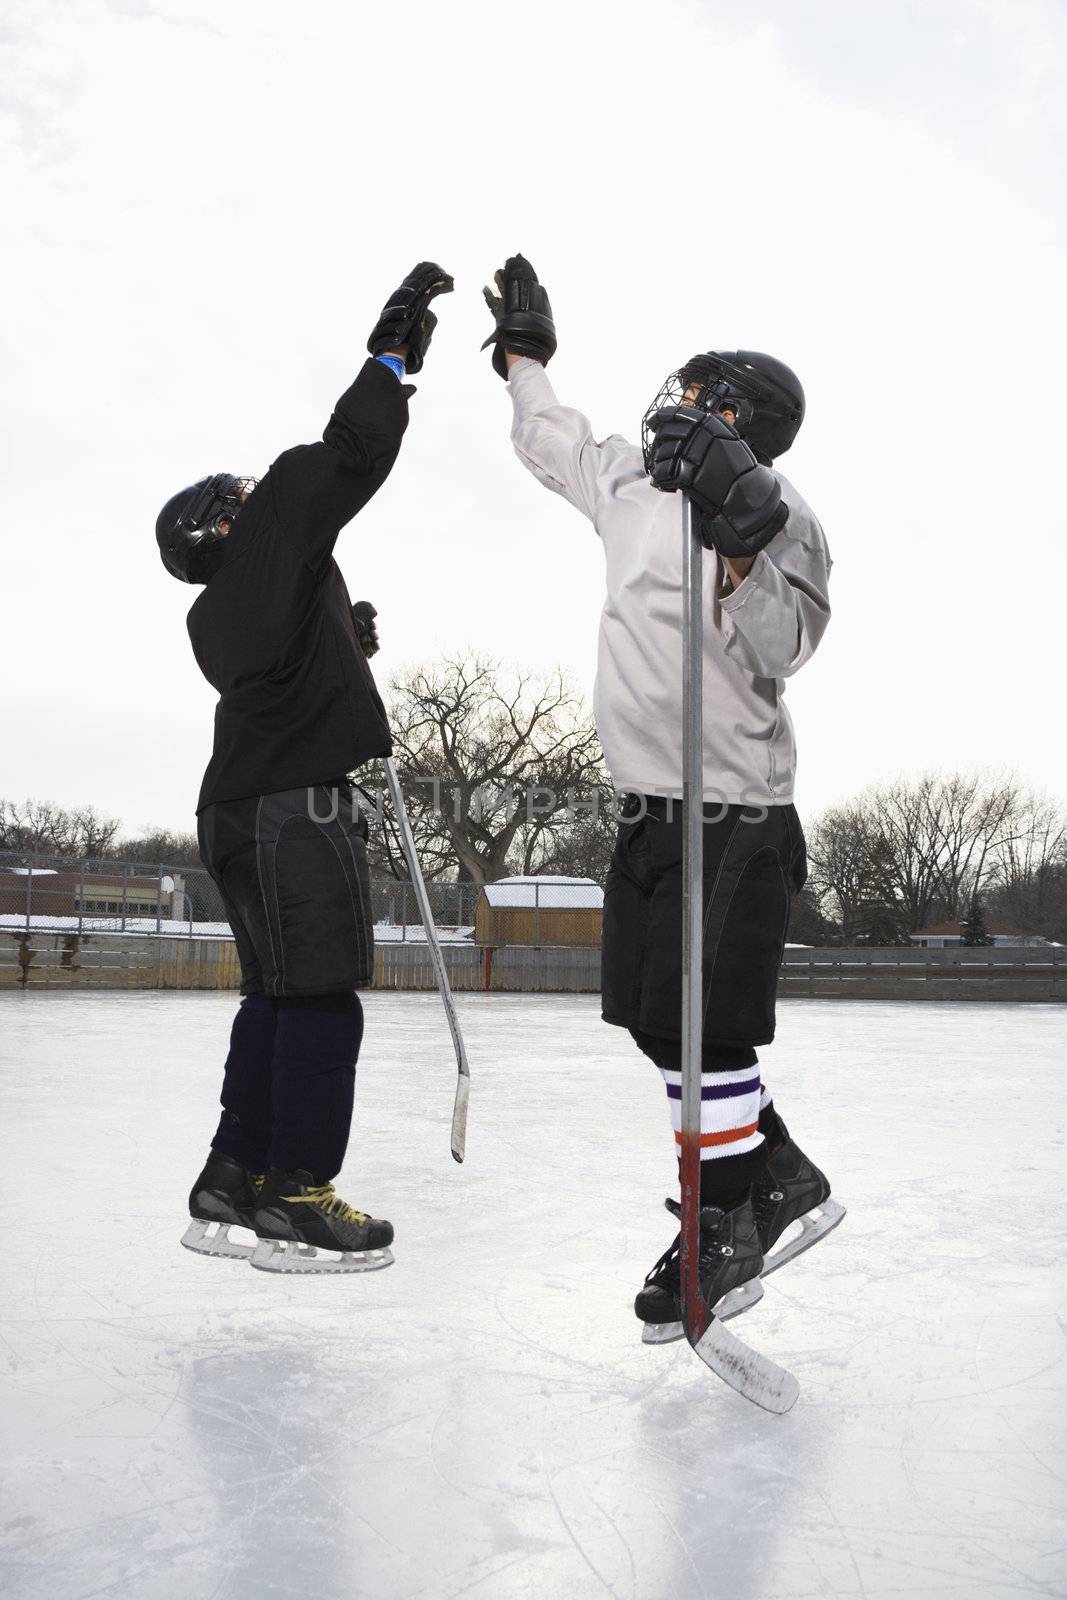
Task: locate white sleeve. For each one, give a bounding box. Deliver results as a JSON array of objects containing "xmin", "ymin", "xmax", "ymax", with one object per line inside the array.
[
  {"xmin": 507, "ymin": 357, "xmax": 638, "ymax": 526},
  {"xmin": 719, "ymin": 502, "xmax": 832, "ymax": 679}
]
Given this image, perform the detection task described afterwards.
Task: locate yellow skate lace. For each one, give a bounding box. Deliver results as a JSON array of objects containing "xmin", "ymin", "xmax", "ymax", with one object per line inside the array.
[{"xmin": 283, "ymin": 1182, "xmax": 369, "ymax": 1226}]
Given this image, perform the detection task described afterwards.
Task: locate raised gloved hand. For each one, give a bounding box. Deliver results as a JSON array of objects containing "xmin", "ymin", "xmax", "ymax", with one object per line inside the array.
[
  {"xmin": 646, "ymin": 405, "xmax": 789, "ymax": 558},
  {"xmin": 481, "ymin": 253, "xmax": 557, "ymax": 379},
  {"xmin": 351, "ymin": 600, "xmax": 380, "ymax": 658},
  {"xmin": 367, "ymin": 262, "xmax": 454, "ymax": 375}
]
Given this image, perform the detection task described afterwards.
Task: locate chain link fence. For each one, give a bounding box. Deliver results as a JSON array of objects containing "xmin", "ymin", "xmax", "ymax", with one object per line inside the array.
[
  {"xmin": 0, "ymin": 851, "xmax": 230, "ymax": 936},
  {"xmin": 369, "ymin": 876, "xmax": 479, "ymax": 940},
  {"xmin": 0, "ymin": 852, "xmax": 594, "ymax": 943}
]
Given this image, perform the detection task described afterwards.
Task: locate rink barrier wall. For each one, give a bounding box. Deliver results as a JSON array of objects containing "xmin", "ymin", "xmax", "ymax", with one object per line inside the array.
[
  {"xmin": 778, "ymin": 945, "xmax": 1067, "ymax": 1002},
  {"xmin": 376, "ymin": 943, "xmax": 603, "ymax": 993},
  {"xmin": 0, "ymin": 931, "xmax": 242, "ymax": 990},
  {"xmin": 0, "ymin": 934, "xmax": 604, "ymax": 994},
  {"xmin": 380, "ymin": 943, "xmax": 1067, "ymax": 999},
  {"xmin": 2, "ymin": 932, "xmax": 1064, "ymax": 999}
]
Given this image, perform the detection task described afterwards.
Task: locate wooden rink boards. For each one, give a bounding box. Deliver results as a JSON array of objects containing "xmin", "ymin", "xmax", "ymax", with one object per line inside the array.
[{"xmin": 2, "ymin": 932, "xmax": 1064, "ymax": 1000}]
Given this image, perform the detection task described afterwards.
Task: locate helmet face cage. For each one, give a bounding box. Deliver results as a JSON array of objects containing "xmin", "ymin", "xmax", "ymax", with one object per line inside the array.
[
  {"xmin": 157, "ymin": 474, "xmax": 258, "ymax": 582},
  {"xmin": 641, "ymin": 352, "xmax": 801, "ymax": 471},
  {"xmin": 641, "ymin": 369, "xmax": 688, "ymax": 474},
  {"xmin": 181, "ymin": 474, "xmax": 257, "ymax": 542}
]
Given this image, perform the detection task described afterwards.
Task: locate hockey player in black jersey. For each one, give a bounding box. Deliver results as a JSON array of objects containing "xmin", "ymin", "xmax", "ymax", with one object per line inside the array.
[{"xmin": 160, "ymin": 262, "xmax": 453, "ymax": 1273}]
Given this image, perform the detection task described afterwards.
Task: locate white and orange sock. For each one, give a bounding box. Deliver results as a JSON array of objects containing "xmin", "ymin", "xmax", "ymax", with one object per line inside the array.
[{"xmin": 659, "ymin": 1063, "xmax": 764, "ymax": 1161}]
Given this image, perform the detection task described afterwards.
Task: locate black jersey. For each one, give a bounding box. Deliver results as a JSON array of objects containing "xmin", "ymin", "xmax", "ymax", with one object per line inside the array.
[{"xmin": 188, "ymin": 359, "xmax": 410, "ymax": 810}]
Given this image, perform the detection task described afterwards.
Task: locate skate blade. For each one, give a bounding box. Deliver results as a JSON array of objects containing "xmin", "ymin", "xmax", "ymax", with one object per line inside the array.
[
  {"xmin": 181, "ymin": 1219, "xmax": 255, "ymax": 1260},
  {"xmin": 249, "ymin": 1238, "xmax": 395, "ymax": 1275},
  {"xmin": 761, "ymin": 1197, "xmax": 847, "ymax": 1278},
  {"xmin": 641, "ymin": 1275, "xmax": 764, "ymax": 1345}
]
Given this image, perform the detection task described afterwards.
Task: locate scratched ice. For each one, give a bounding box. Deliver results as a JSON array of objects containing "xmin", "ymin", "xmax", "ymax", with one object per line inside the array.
[{"xmin": 0, "ymin": 990, "xmax": 1064, "ymax": 1600}]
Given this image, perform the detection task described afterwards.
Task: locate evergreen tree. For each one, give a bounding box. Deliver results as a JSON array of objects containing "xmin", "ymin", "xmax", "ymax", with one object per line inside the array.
[
  {"xmin": 787, "ymin": 886, "xmax": 842, "ymax": 946},
  {"xmin": 852, "ymin": 835, "xmax": 912, "ymax": 944},
  {"xmin": 961, "ymin": 895, "xmax": 994, "ymax": 946}
]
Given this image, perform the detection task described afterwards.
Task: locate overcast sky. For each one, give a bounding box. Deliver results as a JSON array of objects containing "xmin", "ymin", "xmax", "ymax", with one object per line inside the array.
[{"xmin": 2, "ymin": 0, "xmax": 1064, "ymax": 839}]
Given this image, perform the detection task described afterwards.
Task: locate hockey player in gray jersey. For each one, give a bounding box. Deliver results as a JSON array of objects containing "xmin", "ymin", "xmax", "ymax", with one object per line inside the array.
[{"xmin": 482, "ymin": 254, "xmax": 845, "ymax": 1340}]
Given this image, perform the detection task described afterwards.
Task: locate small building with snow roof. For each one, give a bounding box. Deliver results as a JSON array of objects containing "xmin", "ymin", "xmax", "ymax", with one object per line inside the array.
[{"xmin": 474, "ymin": 876, "xmax": 603, "ymax": 948}]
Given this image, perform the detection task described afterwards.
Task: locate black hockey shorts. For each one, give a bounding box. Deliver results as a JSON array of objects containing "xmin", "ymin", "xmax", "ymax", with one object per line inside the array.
[
  {"xmin": 601, "ymin": 796, "xmax": 807, "ymax": 1047},
  {"xmin": 197, "ymin": 784, "xmax": 374, "ymax": 998}
]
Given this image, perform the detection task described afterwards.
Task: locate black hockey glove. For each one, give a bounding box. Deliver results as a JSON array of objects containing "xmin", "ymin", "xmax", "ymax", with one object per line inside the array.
[
  {"xmin": 367, "ymin": 262, "xmax": 454, "ymax": 375},
  {"xmin": 646, "ymin": 405, "xmax": 789, "ymax": 559},
  {"xmin": 351, "ymin": 600, "xmax": 380, "ymax": 658},
  {"xmin": 481, "ymin": 253, "xmax": 557, "ymax": 380}
]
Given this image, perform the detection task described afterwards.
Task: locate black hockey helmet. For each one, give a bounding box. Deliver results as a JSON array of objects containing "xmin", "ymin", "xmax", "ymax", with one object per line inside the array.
[
  {"xmin": 155, "ymin": 474, "xmax": 257, "ymax": 584},
  {"xmin": 642, "ymin": 350, "xmax": 805, "ymax": 468}
]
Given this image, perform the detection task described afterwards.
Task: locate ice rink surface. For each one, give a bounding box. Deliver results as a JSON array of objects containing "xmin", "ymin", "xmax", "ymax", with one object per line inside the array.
[{"xmin": 1, "ymin": 991, "xmax": 1064, "ymax": 1600}]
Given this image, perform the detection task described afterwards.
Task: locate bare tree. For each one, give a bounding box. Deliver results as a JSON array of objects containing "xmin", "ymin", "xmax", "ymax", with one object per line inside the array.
[
  {"xmin": 915, "ymin": 770, "xmax": 1022, "ymax": 917},
  {"xmin": 0, "ymin": 798, "xmax": 121, "ymax": 858},
  {"xmin": 1, "ymin": 798, "xmax": 62, "ymax": 854},
  {"xmin": 526, "ymin": 795, "xmax": 618, "ymax": 884},
  {"xmin": 111, "ymin": 828, "xmax": 203, "ymax": 867},
  {"xmin": 985, "ymin": 790, "xmax": 1067, "ymax": 941},
  {"xmin": 807, "ymin": 770, "xmax": 1043, "ymax": 940},
  {"xmin": 865, "ymin": 775, "xmax": 949, "ymax": 930},
  {"xmin": 377, "ymin": 656, "xmax": 609, "ymax": 885},
  {"xmin": 70, "ymin": 805, "xmax": 125, "ymax": 860},
  {"xmin": 806, "ymin": 803, "xmax": 876, "ymax": 941}
]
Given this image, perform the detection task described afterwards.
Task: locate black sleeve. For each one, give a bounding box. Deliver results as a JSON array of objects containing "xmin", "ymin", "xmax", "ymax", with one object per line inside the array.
[{"xmin": 268, "ymin": 358, "xmax": 413, "ymax": 567}]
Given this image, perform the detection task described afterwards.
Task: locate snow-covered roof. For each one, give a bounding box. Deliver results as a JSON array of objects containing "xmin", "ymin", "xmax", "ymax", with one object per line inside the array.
[{"xmin": 481, "ymin": 876, "xmax": 603, "ymax": 910}]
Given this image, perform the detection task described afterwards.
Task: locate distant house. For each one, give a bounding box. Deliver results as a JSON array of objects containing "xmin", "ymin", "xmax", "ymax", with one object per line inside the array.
[
  {"xmin": 0, "ymin": 866, "xmax": 187, "ymax": 926},
  {"xmin": 474, "ymin": 876, "xmax": 603, "ymax": 947},
  {"xmin": 909, "ymin": 920, "xmax": 1051, "ymax": 949}
]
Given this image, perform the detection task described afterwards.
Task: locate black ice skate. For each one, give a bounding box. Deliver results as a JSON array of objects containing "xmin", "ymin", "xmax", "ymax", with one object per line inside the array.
[
  {"xmin": 642, "ymin": 1132, "xmax": 847, "ymax": 1345},
  {"xmin": 636, "ymin": 1197, "xmax": 765, "ymax": 1346},
  {"xmin": 181, "ymin": 1151, "xmax": 264, "ymax": 1260},
  {"xmin": 754, "ymin": 1123, "xmax": 846, "ymax": 1279},
  {"xmin": 250, "ymin": 1169, "xmax": 395, "ymax": 1275}
]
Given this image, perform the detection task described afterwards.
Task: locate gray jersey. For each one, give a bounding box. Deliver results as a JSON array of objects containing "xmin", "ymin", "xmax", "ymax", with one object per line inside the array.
[{"xmin": 507, "ymin": 358, "xmax": 832, "ymax": 805}]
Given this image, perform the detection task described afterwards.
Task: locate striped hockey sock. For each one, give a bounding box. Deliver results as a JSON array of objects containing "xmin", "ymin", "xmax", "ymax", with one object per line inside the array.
[
  {"xmin": 757, "ymin": 1084, "xmax": 787, "ymax": 1152},
  {"xmin": 659, "ymin": 1063, "xmax": 764, "ymax": 1162},
  {"xmin": 630, "ymin": 1030, "xmax": 769, "ymax": 1209}
]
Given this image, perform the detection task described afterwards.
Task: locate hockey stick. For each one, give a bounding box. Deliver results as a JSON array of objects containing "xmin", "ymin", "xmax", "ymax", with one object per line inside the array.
[
  {"xmin": 678, "ymin": 494, "xmax": 799, "ymax": 1414},
  {"xmin": 384, "ymin": 757, "xmax": 471, "ymax": 1163}
]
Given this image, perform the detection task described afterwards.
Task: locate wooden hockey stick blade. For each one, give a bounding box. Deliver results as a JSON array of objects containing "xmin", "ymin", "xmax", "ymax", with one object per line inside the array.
[
  {"xmin": 450, "ymin": 1069, "xmax": 470, "ymax": 1163},
  {"xmin": 688, "ymin": 1316, "xmax": 800, "ymax": 1414}
]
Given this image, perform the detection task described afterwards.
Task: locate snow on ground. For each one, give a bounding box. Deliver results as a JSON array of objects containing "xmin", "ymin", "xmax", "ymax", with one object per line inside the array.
[
  {"xmin": 0, "ymin": 917, "xmax": 475, "ymax": 942},
  {"xmin": 0, "ymin": 992, "xmax": 1064, "ymax": 1600}
]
